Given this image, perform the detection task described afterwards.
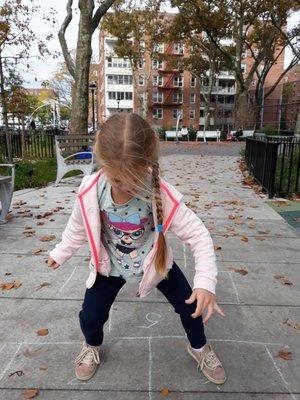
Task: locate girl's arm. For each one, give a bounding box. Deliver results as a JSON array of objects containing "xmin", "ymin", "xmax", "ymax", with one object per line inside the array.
[
  {"xmin": 48, "ymin": 179, "xmax": 88, "ymax": 266},
  {"xmin": 169, "ymin": 200, "xmax": 217, "ymax": 295}
]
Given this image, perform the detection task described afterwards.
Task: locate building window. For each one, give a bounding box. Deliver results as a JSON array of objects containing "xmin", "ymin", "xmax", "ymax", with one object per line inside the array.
[
  {"xmin": 190, "ymin": 93, "xmax": 196, "ymax": 103},
  {"xmin": 173, "ymin": 42, "xmax": 184, "ymax": 54},
  {"xmin": 191, "ymin": 76, "xmax": 196, "ymax": 87},
  {"xmin": 153, "ymin": 75, "xmax": 163, "ymax": 86},
  {"xmin": 153, "ymin": 91, "xmax": 164, "ymax": 103},
  {"xmin": 138, "ymin": 59, "xmax": 145, "ymax": 69},
  {"xmin": 200, "ymin": 109, "xmax": 204, "ymax": 118},
  {"xmin": 173, "ymin": 109, "xmax": 182, "ymax": 119},
  {"xmin": 173, "ymin": 92, "xmax": 183, "ymax": 103},
  {"xmin": 173, "ymin": 76, "xmax": 183, "ymax": 87},
  {"xmin": 140, "ymin": 41, "xmax": 145, "ymax": 52},
  {"xmin": 189, "ymin": 109, "xmax": 195, "ymax": 119},
  {"xmin": 107, "ymin": 75, "xmax": 133, "ymax": 85},
  {"xmin": 139, "ymin": 92, "xmax": 145, "ymax": 103},
  {"xmin": 107, "ymin": 57, "xmax": 131, "ymax": 68},
  {"xmin": 152, "ymin": 59, "xmax": 163, "ymax": 69},
  {"xmin": 108, "ymin": 91, "xmax": 133, "ymax": 100},
  {"xmin": 154, "ymin": 43, "xmax": 164, "ymax": 53},
  {"xmin": 241, "ymin": 63, "xmax": 246, "ymax": 73},
  {"xmin": 139, "ymin": 75, "xmax": 145, "ymax": 86},
  {"xmin": 153, "ymin": 108, "xmax": 163, "ymax": 119}
]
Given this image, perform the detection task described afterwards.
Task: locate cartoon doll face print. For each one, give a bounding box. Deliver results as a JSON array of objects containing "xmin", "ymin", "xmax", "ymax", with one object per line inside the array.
[{"xmin": 101, "ymin": 212, "xmax": 150, "ymax": 269}]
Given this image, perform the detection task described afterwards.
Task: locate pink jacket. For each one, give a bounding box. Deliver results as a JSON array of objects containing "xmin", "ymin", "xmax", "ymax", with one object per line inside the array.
[{"xmin": 49, "ymin": 170, "xmax": 218, "ymax": 297}]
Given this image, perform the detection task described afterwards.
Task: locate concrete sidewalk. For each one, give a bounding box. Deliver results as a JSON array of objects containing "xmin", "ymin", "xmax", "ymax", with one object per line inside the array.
[{"xmin": 0, "ymin": 151, "xmax": 299, "ymax": 399}]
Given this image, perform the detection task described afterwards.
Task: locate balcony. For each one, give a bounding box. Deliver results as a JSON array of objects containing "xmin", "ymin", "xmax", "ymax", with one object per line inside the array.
[
  {"xmin": 106, "ymin": 99, "xmax": 133, "ymax": 109},
  {"xmin": 202, "ymin": 86, "xmax": 236, "ymax": 94},
  {"xmin": 151, "ymin": 101, "xmax": 183, "ymax": 107}
]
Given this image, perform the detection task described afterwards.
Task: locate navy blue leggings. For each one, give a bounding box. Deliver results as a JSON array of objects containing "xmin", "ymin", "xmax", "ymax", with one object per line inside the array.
[{"xmin": 79, "ymin": 262, "xmax": 206, "ymax": 348}]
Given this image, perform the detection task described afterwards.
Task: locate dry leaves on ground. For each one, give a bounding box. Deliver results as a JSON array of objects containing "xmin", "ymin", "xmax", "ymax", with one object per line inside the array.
[
  {"xmin": 32, "ymin": 248, "xmax": 47, "ymax": 255},
  {"xmin": 283, "ymin": 319, "xmax": 300, "ymax": 330},
  {"xmin": 274, "ymin": 275, "xmax": 293, "ymax": 286},
  {"xmin": 214, "ymin": 245, "xmax": 222, "ymax": 251},
  {"xmin": 37, "ymin": 328, "xmax": 49, "ymax": 336},
  {"xmin": 36, "ymin": 282, "xmax": 51, "ymax": 291},
  {"xmin": 229, "ymin": 267, "xmax": 248, "ymax": 276},
  {"xmin": 23, "ymin": 229, "xmax": 36, "ymax": 237},
  {"xmin": 23, "ymin": 389, "xmax": 39, "ymax": 399},
  {"xmin": 275, "ymin": 350, "xmax": 293, "ymax": 361},
  {"xmin": 161, "ymin": 388, "xmax": 170, "ymax": 396},
  {"xmin": 0, "ymin": 281, "xmax": 22, "ymax": 290},
  {"xmin": 36, "ymin": 211, "xmax": 53, "ymax": 220},
  {"xmin": 39, "ymin": 235, "xmax": 55, "ymax": 242},
  {"xmin": 241, "ymin": 236, "xmax": 249, "ymax": 242}
]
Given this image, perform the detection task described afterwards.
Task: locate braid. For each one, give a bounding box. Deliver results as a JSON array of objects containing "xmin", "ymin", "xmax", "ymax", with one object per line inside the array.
[{"xmin": 152, "ymin": 162, "xmax": 168, "ymax": 278}]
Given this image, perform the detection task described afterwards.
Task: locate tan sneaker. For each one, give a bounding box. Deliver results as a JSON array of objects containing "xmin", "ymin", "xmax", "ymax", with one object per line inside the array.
[
  {"xmin": 75, "ymin": 342, "xmax": 100, "ymax": 381},
  {"xmin": 187, "ymin": 343, "xmax": 227, "ymax": 384}
]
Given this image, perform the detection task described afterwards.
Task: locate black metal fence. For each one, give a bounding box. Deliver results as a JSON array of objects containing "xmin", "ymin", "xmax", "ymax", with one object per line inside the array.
[
  {"xmin": 0, "ymin": 131, "xmax": 55, "ymax": 159},
  {"xmin": 245, "ymin": 135, "xmax": 300, "ymax": 198}
]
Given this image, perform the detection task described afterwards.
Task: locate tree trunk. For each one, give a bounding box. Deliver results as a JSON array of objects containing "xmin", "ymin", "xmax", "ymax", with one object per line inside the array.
[
  {"xmin": 295, "ymin": 110, "xmax": 300, "ymax": 135},
  {"xmin": 69, "ymin": 1, "xmax": 94, "ymax": 134},
  {"xmin": 0, "ymin": 53, "xmax": 12, "ymax": 161},
  {"xmin": 234, "ymin": 89, "xmax": 255, "ymax": 129},
  {"xmin": 21, "ymin": 114, "xmax": 26, "ymax": 159}
]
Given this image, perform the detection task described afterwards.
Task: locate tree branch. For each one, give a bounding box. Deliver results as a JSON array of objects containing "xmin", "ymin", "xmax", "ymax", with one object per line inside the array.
[
  {"xmin": 91, "ymin": 0, "xmax": 116, "ymax": 33},
  {"xmin": 264, "ymin": 57, "xmax": 299, "ymax": 99},
  {"xmin": 58, "ymin": 0, "xmax": 75, "ymax": 79}
]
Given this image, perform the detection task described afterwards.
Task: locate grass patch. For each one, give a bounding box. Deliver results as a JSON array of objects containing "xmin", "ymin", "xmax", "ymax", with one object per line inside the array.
[
  {"xmin": 0, "ymin": 158, "xmax": 81, "ymax": 191},
  {"xmin": 275, "ymin": 149, "xmax": 300, "ymax": 195}
]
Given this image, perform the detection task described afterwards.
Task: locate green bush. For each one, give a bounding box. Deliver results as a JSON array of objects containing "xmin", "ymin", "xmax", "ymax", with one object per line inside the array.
[
  {"xmin": 0, "ymin": 158, "xmax": 81, "ymax": 191},
  {"xmin": 188, "ymin": 127, "xmax": 197, "ymax": 141},
  {"xmin": 263, "ymin": 125, "xmax": 278, "ymax": 136},
  {"xmin": 156, "ymin": 126, "xmax": 166, "ymax": 141}
]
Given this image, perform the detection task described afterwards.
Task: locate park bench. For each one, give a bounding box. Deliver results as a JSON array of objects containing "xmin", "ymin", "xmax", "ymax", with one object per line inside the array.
[
  {"xmin": 55, "ymin": 134, "xmax": 97, "ymax": 186},
  {"xmin": 197, "ymin": 130, "xmax": 221, "ymax": 142},
  {"xmin": 0, "ymin": 164, "xmax": 15, "ymax": 224},
  {"xmin": 165, "ymin": 130, "xmax": 183, "ymax": 141},
  {"xmin": 231, "ymin": 130, "xmax": 255, "ymax": 139}
]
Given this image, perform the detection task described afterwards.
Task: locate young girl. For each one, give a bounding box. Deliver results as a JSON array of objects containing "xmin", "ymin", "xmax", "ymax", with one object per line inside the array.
[{"xmin": 48, "ymin": 113, "xmax": 226, "ymax": 384}]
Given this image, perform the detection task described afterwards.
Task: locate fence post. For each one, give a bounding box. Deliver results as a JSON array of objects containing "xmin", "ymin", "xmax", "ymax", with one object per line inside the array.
[{"xmin": 268, "ymin": 141, "xmax": 279, "ymax": 198}]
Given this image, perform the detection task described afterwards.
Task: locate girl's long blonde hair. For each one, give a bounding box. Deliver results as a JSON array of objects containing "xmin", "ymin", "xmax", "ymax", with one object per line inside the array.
[{"xmin": 94, "ymin": 113, "xmax": 167, "ymax": 277}]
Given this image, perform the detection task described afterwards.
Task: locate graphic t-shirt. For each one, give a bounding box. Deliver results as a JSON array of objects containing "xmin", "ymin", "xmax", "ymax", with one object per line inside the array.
[{"xmin": 98, "ymin": 181, "xmax": 155, "ymax": 281}]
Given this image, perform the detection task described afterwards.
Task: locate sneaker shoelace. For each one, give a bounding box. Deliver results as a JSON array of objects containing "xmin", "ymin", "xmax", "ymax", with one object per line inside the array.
[
  {"xmin": 75, "ymin": 344, "xmax": 100, "ymax": 367},
  {"xmin": 197, "ymin": 347, "xmax": 222, "ymax": 371}
]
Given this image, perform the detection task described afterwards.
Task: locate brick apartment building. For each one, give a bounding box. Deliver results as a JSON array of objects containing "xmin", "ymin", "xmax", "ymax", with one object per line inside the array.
[{"xmin": 96, "ymin": 13, "xmax": 285, "ymax": 131}]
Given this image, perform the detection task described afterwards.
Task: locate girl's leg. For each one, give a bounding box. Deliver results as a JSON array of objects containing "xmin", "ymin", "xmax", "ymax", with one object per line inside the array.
[
  {"xmin": 156, "ymin": 262, "xmax": 206, "ymax": 348},
  {"xmin": 79, "ymin": 273, "xmax": 126, "ymax": 346}
]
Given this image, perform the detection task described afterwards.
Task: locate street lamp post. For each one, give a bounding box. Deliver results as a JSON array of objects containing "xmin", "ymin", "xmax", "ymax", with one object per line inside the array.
[{"xmin": 89, "ymin": 82, "xmax": 97, "ymax": 132}]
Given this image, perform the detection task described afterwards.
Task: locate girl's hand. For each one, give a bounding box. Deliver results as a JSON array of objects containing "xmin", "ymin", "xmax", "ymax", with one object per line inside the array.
[
  {"xmin": 185, "ymin": 288, "xmax": 225, "ymax": 324},
  {"xmin": 47, "ymin": 255, "xmax": 60, "ymax": 270}
]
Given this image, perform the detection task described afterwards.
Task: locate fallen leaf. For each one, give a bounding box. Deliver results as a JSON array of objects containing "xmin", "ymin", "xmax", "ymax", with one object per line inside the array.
[
  {"xmin": 36, "ymin": 211, "xmax": 53, "ymax": 219},
  {"xmin": 37, "ymin": 328, "xmax": 49, "ymax": 336},
  {"xmin": 214, "ymin": 245, "xmax": 222, "ymax": 251},
  {"xmin": 33, "ymin": 249, "xmax": 46, "ymax": 255},
  {"xmin": 0, "ymin": 281, "xmax": 22, "ymax": 290},
  {"xmin": 274, "ymin": 275, "xmax": 293, "ymax": 286},
  {"xmin": 36, "ymin": 222, "xmax": 45, "ymax": 226},
  {"xmin": 275, "ymin": 350, "xmax": 293, "ymax": 361},
  {"xmin": 241, "ymin": 236, "xmax": 249, "ymax": 242},
  {"xmin": 283, "ymin": 319, "xmax": 300, "ymax": 330},
  {"xmin": 39, "ymin": 235, "xmax": 55, "ymax": 242},
  {"xmin": 161, "ymin": 387, "xmax": 170, "ymax": 396},
  {"xmin": 248, "ymin": 222, "xmax": 256, "ymax": 228},
  {"xmin": 39, "ymin": 366, "xmax": 48, "ymax": 371},
  {"xmin": 23, "ymin": 389, "xmax": 39, "ymax": 399},
  {"xmin": 36, "ymin": 282, "xmax": 51, "ymax": 291},
  {"xmin": 229, "ymin": 267, "xmax": 248, "ymax": 276}
]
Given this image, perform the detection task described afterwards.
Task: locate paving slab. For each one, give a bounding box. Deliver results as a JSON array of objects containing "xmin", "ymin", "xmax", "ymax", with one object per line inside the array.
[{"xmin": 0, "ymin": 149, "xmax": 299, "ymax": 399}]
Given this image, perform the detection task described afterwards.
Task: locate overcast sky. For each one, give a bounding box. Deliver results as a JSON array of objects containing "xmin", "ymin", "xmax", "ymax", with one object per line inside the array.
[{"xmin": 4, "ymin": 1, "xmax": 299, "ymax": 88}]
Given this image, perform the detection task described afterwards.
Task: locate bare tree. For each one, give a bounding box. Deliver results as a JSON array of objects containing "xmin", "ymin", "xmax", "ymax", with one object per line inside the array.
[{"xmin": 59, "ymin": 0, "xmax": 116, "ymax": 134}]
